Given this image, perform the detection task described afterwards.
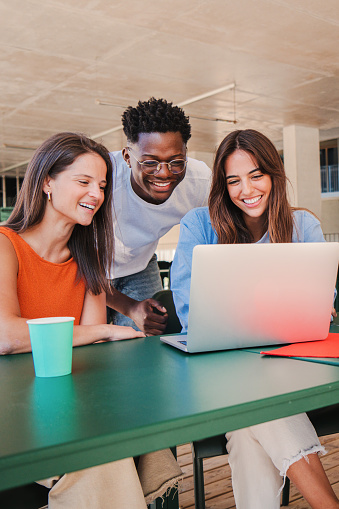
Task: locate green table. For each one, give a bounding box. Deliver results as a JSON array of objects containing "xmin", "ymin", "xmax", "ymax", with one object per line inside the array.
[{"xmin": 1, "ymin": 335, "xmax": 339, "ymax": 491}]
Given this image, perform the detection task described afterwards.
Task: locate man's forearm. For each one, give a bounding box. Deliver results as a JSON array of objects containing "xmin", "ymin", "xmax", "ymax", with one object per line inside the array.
[
  {"xmin": 106, "ymin": 286, "xmax": 168, "ymax": 335},
  {"xmin": 106, "ymin": 287, "xmax": 137, "ymax": 318}
]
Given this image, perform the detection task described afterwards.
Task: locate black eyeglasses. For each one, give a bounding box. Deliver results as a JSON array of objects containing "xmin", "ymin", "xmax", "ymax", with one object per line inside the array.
[{"xmin": 127, "ymin": 148, "xmax": 187, "ymax": 176}]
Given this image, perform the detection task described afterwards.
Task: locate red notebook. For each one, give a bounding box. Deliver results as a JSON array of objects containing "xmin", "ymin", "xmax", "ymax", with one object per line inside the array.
[{"xmin": 261, "ymin": 333, "xmax": 339, "ymax": 358}]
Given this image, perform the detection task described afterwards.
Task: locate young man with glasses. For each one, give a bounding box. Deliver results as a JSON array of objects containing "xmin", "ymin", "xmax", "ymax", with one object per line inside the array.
[{"xmin": 107, "ymin": 97, "xmax": 211, "ymax": 335}]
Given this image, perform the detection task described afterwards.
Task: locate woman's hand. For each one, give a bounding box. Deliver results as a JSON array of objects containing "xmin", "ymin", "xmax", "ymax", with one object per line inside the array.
[
  {"xmin": 76, "ymin": 292, "xmax": 145, "ymax": 347},
  {"xmin": 105, "ymin": 324, "xmax": 145, "ymax": 341}
]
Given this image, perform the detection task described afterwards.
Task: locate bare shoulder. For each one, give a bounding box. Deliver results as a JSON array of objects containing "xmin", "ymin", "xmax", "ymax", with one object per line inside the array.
[
  {"xmin": 0, "ymin": 232, "xmax": 18, "ymax": 272},
  {"xmin": 0, "ymin": 232, "xmax": 21, "ymax": 322}
]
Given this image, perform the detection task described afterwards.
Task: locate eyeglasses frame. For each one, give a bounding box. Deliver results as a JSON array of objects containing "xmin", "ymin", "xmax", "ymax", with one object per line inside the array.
[{"xmin": 127, "ymin": 147, "xmax": 187, "ymax": 175}]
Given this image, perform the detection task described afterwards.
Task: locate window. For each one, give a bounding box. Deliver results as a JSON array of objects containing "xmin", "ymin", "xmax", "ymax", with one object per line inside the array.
[{"xmin": 320, "ymin": 142, "xmax": 339, "ymax": 193}]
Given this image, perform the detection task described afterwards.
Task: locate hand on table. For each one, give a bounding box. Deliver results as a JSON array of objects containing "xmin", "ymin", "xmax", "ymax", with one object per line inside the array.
[{"xmin": 105, "ymin": 325, "xmax": 146, "ymax": 341}]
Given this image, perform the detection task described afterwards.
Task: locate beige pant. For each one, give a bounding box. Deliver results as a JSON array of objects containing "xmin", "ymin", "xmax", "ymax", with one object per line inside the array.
[
  {"xmin": 38, "ymin": 458, "xmax": 148, "ymax": 509},
  {"xmin": 226, "ymin": 413, "xmax": 325, "ymax": 509}
]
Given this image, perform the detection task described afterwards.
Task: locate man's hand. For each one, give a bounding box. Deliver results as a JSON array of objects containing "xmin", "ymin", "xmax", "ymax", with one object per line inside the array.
[{"xmin": 129, "ymin": 298, "xmax": 168, "ymax": 336}]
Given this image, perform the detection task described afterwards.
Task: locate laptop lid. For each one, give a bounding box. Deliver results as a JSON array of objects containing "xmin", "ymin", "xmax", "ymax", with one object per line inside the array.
[{"xmin": 166, "ymin": 242, "xmax": 339, "ymax": 353}]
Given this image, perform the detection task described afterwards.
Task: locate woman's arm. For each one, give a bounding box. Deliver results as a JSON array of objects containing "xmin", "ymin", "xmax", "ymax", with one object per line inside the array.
[
  {"xmin": 171, "ymin": 209, "xmax": 216, "ymax": 331},
  {"xmin": 75, "ymin": 290, "xmax": 144, "ymax": 346},
  {"xmin": 0, "ymin": 234, "xmax": 33, "ymax": 354},
  {"xmin": 0, "ymin": 235, "xmax": 143, "ymax": 355}
]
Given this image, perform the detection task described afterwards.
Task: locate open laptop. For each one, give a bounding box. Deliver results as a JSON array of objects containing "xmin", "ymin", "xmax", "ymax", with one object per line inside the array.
[{"xmin": 160, "ymin": 242, "xmax": 339, "ymax": 353}]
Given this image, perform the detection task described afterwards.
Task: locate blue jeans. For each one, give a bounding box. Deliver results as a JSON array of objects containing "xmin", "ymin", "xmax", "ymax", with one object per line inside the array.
[{"xmin": 107, "ymin": 254, "xmax": 163, "ymax": 330}]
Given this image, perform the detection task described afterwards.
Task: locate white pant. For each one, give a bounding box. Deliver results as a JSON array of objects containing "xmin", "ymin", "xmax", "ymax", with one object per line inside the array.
[
  {"xmin": 39, "ymin": 458, "xmax": 148, "ymax": 509},
  {"xmin": 226, "ymin": 413, "xmax": 326, "ymax": 509}
]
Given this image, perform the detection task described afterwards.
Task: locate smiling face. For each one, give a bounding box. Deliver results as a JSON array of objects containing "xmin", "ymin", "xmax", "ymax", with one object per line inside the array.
[
  {"xmin": 225, "ymin": 149, "xmax": 272, "ymax": 232},
  {"xmin": 44, "ymin": 152, "xmax": 107, "ymax": 226},
  {"xmin": 123, "ymin": 131, "xmax": 187, "ymax": 204}
]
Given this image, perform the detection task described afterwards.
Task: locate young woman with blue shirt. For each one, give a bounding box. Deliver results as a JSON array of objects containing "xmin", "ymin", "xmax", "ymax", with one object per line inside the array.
[{"xmin": 171, "ymin": 129, "xmax": 339, "ymax": 509}]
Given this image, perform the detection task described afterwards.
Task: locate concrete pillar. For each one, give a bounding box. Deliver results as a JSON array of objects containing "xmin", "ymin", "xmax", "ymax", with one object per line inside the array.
[{"xmin": 283, "ymin": 125, "xmax": 322, "ymax": 219}]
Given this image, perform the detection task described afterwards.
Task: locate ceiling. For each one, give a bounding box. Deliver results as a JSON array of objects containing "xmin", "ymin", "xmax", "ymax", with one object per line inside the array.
[{"xmin": 1, "ymin": 0, "xmax": 339, "ymax": 177}]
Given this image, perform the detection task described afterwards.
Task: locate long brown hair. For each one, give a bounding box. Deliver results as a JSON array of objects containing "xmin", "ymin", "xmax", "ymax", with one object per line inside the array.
[
  {"xmin": 6, "ymin": 132, "xmax": 113, "ymax": 294},
  {"xmin": 209, "ymin": 129, "xmax": 294, "ymax": 244}
]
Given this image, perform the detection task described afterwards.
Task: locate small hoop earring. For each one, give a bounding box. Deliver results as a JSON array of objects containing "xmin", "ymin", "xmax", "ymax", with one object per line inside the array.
[{"xmin": 47, "ymin": 191, "xmax": 51, "ymax": 202}]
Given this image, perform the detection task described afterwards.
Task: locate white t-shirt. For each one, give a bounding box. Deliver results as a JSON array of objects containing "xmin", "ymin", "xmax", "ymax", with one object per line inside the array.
[{"xmin": 110, "ymin": 150, "xmax": 211, "ymax": 279}]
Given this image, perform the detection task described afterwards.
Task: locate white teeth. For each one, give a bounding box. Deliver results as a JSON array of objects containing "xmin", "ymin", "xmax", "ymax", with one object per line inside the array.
[
  {"xmin": 152, "ymin": 182, "xmax": 170, "ymax": 187},
  {"xmin": 80, "ymin": 203, "xmax": 95, "ymax": 210},
  {"xmin": 243, "ymin": 196, "xmax": 261, "ymax": 204}
]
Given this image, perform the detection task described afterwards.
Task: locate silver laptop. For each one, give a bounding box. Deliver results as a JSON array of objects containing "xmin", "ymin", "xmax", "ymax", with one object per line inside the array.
[{"xmin": 161, "ymin": 242, "xmax": 339, "ymax": 353}]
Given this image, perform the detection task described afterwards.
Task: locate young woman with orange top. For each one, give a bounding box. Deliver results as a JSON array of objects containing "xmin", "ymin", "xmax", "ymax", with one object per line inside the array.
[{"xmin": 0, "ymin": 132, "xmax": 181, "ymax": 509}]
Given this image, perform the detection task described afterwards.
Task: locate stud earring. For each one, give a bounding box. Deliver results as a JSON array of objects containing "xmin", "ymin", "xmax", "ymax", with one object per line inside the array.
[{"xmin": 47, "ymin": 191, "xmax": 51, "ymax": 202}]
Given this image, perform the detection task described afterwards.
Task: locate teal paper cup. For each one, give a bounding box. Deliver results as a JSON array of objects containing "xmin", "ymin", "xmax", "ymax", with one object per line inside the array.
[{"xmin": 27, "ymin": 317, "xmax": 75, "ymax": 378}]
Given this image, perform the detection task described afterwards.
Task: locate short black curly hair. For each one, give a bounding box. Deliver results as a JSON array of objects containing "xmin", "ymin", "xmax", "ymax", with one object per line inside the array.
[{"xmin": 121, "ymin": 97, "xmax": 191, "ymax": 144}]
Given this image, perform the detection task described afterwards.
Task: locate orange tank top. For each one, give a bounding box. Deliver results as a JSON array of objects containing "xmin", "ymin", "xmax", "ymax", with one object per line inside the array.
[{"xmin": 0, "ymin": 227, "xmax": 86, "ymax": 325}]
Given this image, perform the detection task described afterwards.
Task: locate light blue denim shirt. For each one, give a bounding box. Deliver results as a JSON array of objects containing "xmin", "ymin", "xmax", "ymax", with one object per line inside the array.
[{"xmin": 171, "ymin": 207, "xmax": 325, "ymax": 332}]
